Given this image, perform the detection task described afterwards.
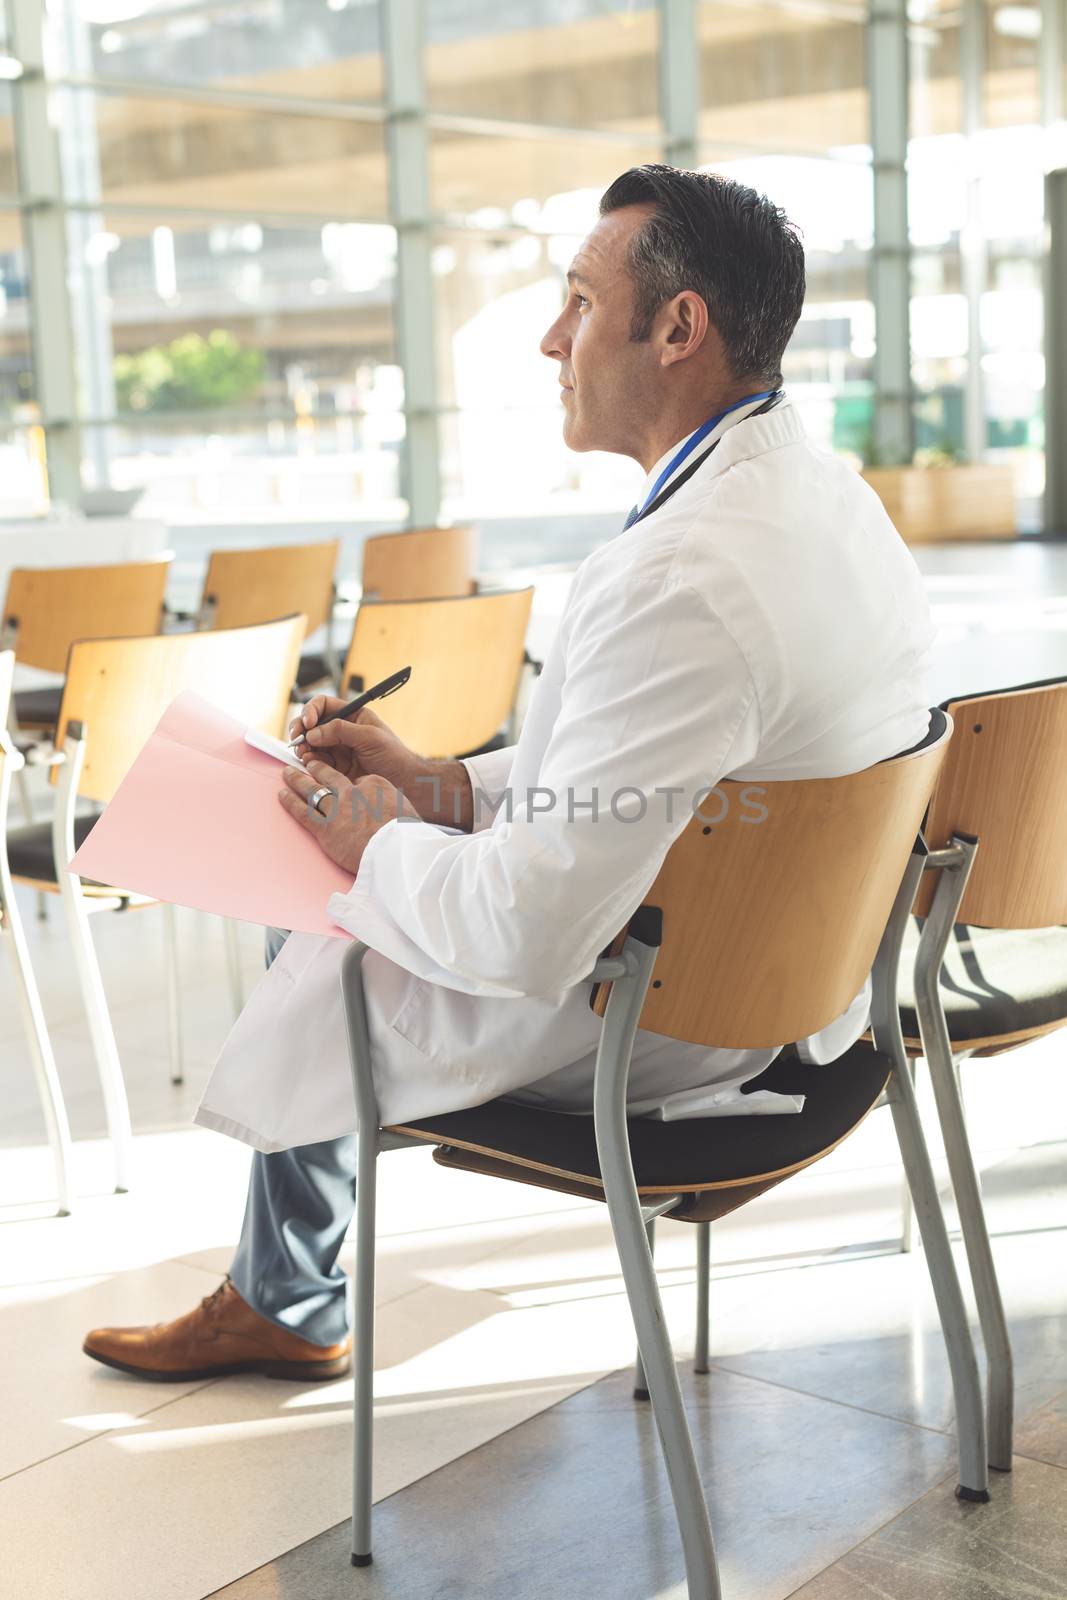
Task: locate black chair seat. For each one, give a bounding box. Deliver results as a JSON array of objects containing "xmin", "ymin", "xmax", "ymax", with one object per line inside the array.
[
  {"xmin": 898, "ymin": 920, "xmax": 1067, "ymax": 1045},
  {"xmin": 295, "ymin": 651, "xmax": 333, "ymax": 691},
  {"xmin": 6, "ymin": 813, "xmax": 101, "ymax": 886},
  {"xmin": 392, "ymin": 1044, "xmax": 891, "ymax": 1198},
  {"xmin": 12, "ymin": 685, "xmax": 62, "ymax": 728}
]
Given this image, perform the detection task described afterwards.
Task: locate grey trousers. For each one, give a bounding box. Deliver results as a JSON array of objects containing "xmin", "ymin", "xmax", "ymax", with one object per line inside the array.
[{"xmin": 229, "ymin": 928, "xmax": 356, "ymax": 1348}]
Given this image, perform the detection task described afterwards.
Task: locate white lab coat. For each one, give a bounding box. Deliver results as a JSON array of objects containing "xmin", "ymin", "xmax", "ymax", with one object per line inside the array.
[{"xmin": 197, "ymin": 399, "xmax": 934, "ymax": 1153}]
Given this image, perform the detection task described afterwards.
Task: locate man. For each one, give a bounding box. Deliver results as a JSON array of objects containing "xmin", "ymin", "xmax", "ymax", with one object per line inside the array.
[{"xmin": 84, "ymin": 165, "xmax": 933, "ymax": 1381}]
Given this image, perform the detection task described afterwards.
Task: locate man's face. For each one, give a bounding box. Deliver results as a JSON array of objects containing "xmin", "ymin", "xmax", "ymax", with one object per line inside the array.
[{"xmin": 540, "ymin": 205, "xmax": 659, "ymax": 458}]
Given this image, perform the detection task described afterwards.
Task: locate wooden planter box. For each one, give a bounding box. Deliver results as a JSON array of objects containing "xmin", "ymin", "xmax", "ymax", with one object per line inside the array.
[{"xmin": 861, "ymin": 464, "xmax": 1017, "ymax": 544}]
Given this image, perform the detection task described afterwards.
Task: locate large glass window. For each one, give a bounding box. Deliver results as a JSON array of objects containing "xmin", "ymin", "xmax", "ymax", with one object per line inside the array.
[
  {"xmin": 0, "ymin": 211, "xmax": 31, "ymax": 416},
  {"xmin": 425, "ymin": 0, "xmax": 659, "ymax": 134},
  {"xmin": 983, "ymin": 0, "xmax": 1042, "ymax": 129},
  {"xmin": 700, "ymin": 150, "xmax": 874, "ymax": 458},
  {"xmin": 19, "ymin": 1, "xmax": 397, "ymax": 522},
  {"xmin": 48, "ymin": 0, "xmax": 384, "ymax": 101},
  {"xmin": 55, "ymin": 89, "xmax": 388, "ymax": 219},
  {"xmin": 10, "ymin": 0, "xmax": 1061, "ymax": 547},
  {"xmin": 699, "ymin": 2, "xmax": 869, "ymax": 152},
  {"xmin": 433, "ymin": 217, "xmax": 642, "ymax": 536},
  {"xmin": 429, "ymin": 127, "xmax": 660, "ymax": 217}
]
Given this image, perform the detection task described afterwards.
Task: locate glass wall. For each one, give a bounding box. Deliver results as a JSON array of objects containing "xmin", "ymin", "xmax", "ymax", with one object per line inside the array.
[
  {"xmin": 908, "ymin": 0, "xmax": 1052, "ymax": 520},
  {"xmin": 17, "ymin": 0, "xmax": 399, "ymax": 535},
  {"xmin": 6, "ymin": 0, "xmax": 1066, "ymax": 550}
]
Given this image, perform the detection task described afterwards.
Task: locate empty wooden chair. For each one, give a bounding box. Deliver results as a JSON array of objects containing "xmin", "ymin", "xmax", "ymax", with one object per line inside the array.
[
  {"xmin": 896, "ymin": 675, "xmax": 1067, "ymax": 1477},
  {"xmin": 189, "ymin": 539, "xmax": 340, "ymax": 698},
  {"xmin": 296, "ymin": 527, "xmax": 476, "ymax": 693},
  {"xmin": 3, "ymin": 615, "xmax": 306, "ymax": 1192},
  {"xmin": 340, "ymin": 588, "xmax": 533, "ymax": 758},
  {"xmin": 196, "ymin": 539, "xmax": 339, "ymax": 634},
  {"xmin": 0, "ymin": 650, "xmax": 74, "ymax": 1215},
  {"xmin": 340, "ymin": 711, "xmax": 997, "ymax": 1591},
  {"xmin": 360, "ymin": 525, "xmax": 474, "ymax": 602},
  {"xmin": 1, "ymin": 557, "xmax": 172, "ymax": 735}
]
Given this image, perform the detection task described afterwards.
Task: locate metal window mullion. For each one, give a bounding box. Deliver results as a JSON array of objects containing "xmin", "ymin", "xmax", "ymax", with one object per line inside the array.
[
  {"xmin": 961, "ymin": 0, "xmax": 987, "ymax": 464},
  {"xmin": 1046, "ymin": 168, "xmax": 1067, "ymax": 532},
  {"xmin": 9, "ymin": 0, "xmax": 82, "ymax": 503},
  {"xmin": 868, "ymin": 0, "xmax": 913, "ymax": 466},
  {"xmin": 383, "ymin": 0, "xmax": 439, "ymax": 529},
  {"xmin": 1041, "ymin": 0, "xmax": 1065, "ymax": 127},
  {"xmin": 59, "ymin": 6, "xmax": 116, "ymax": 487},
  {"xmin": 659, "ymin": 0, "xmax": 699, "ymax": 168},
  {"xmin": 50, "ymin": 70, "xmax": 387, "ymax": 124}
]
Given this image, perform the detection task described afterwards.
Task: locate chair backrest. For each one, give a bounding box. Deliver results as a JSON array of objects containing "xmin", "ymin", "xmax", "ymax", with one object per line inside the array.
[
  {"xmin": 0, "ymin": 649, "xmax": 12, "ymax": 734},
  {"xmin": 341, "ymin": 589, "xmax": 533, "ymax": 758},
  {"xmin": 914, "ymin": 678, "xmax": 1067, "ymax": 928},
  {"xmin": 51, "ymin": 614, "xmax": 306, "ymax": 805},
  {"xmin": 0, "ymin": 558, "xmax": 172, "ymax": 674},
  {"xmin": 200, "ymin": 540, "xmax": 339, "ymax": 635},
  {"xmin": 593, "ymin": 714, "xmax": 951, "ymax": 1049},
  {"xmin": 361, "ymin": 526, "xmax": 475, "ymax": 603}
]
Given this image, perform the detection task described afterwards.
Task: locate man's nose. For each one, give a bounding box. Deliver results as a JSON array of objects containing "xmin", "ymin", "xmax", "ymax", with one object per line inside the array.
[{"xmin": 540, "ymin": 311, "xmax": 571, "ymax": 362}]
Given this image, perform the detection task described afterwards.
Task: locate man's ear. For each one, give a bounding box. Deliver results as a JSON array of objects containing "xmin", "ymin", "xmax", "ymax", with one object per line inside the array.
[{"xmin": 659, "ymin": 291, "xmax": 708, "ymax": 366}]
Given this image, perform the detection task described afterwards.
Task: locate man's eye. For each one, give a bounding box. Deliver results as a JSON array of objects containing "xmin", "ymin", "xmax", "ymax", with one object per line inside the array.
[{"xmin": 575, "ymin": 294, "xmax": 590, "ymax": 311}]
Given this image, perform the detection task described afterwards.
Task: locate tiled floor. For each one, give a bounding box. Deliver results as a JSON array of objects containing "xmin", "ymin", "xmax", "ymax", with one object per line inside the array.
[{"xmin": 4, "ymin": 541, "xmax": 1067, "ymax": 1600}]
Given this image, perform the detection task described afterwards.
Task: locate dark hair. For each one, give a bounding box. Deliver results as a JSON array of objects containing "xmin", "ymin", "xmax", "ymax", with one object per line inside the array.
[{"xmin": 599, "ymin": 164, "xmax": 805, "ymax": 387}]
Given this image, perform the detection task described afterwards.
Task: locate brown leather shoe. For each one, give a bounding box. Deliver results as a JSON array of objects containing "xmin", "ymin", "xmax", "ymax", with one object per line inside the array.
[{"xmin": 82, "ymin": 1278, "xmax": 352, "ymax": 1382}]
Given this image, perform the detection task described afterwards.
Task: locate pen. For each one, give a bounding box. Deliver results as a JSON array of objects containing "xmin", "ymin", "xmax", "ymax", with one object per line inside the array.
[{"xmin": 286, "ymin": 665, "xmax": 412, "ymax": 748}]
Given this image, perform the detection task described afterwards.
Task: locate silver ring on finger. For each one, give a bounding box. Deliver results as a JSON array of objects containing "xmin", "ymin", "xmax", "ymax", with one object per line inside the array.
[{"xmin": 310, "ymin": 785, "xmax": 334, "ymax": 816}]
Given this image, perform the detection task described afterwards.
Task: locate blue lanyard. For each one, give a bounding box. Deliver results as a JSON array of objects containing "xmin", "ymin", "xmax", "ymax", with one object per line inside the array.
[{"xmin": 634, "ymin": 390, "xmax": 778, "ymax": 521}]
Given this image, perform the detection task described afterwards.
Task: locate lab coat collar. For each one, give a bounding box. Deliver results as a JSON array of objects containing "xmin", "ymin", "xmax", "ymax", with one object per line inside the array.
[{"xmin": 638, "ymin": 395, "xmax": 802, "ymax": 508}]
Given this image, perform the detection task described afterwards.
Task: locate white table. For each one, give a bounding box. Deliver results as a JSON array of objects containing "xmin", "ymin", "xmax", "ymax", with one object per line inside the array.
[{"xmin": 0, "ymin": 516, "xmax": 169, "ymax": 611}]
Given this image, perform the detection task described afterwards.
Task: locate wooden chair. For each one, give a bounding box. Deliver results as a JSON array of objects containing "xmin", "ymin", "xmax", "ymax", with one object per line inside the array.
[
  {"xmin": 189, "ymin": 539, "xmax": 340, "ymax": 697},
  {"xmin": 1, "ymin": 558, "xmax": 172, "ymax": 737},
  {"xmin": 197, "ymin": 539, "xmax": 339, "ymax": 635},
  {"xmin": 3, "ymin": 616, "xmax": 306, "ymax": 1193},
  {"xmin": 361, "ymin": 525, "xmax": 475, "ymax": 602},
  {"xmin": 895, "ymin": 675, "xmax": 1067, "ymax": 1478},
  {"xmin": 340, "ymin": 711, "xmax": 997, "ymax": 1592},
  {"xmin": 295, "ymin": 527, "xmax": 475, "ymax": 693},
  {"xmin": 338, "ymin": 588, "xmax": 533, "ymax": 758},
  {"xmin": 0, "ymin": 651, "xmax": 74, "ymax": 1215}
]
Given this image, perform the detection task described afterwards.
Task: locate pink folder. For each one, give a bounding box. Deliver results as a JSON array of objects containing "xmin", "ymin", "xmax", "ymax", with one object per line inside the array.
[{"xmin": 70, "ymin": 691, "xmax": 352, "ymax": 939}]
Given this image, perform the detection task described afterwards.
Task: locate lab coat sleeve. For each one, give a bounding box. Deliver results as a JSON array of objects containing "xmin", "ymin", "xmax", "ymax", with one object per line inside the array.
[
  {"xmin": 462, "ymin": 745, "xmax": 516, "ymax": 833},
  {"xmin": 327, "ymin": 569, "xmax": 761, "ymax": 998}
]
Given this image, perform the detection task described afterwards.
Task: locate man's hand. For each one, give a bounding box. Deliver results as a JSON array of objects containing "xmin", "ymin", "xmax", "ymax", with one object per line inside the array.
[
  {"xmin": 278, "ymin": 759, "xmax": 420, "ymax": 876},
  {"xmin": 290, "ymin": 698, "xmax": 418, "ymax": 786},
  {"xmin": 289, "ymin": 696, "xmax": 473, "ymax": 830}
]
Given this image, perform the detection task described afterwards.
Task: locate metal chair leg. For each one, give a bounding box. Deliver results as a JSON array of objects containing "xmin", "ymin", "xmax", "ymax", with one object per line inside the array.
[
  {"xmin": 694, "ymin": 1221, "xmax": 711, "ymax": 1374},
  {"xmin": 870, "ymin": 837, "xmax": 988, "ymax": 1502},
  {"xmin": 898, "ymin": 1058, "xmax": 917, "ymax": 1252},
  {"xmin": 351, "ymin": 1115, "xmax": 378, "ymax": 1566},
  {"xmin": 341, "ymin": 940, "xmax": 380, "ymax": 1568},
  {"xmin": 595, "ymin": 938, "xmax": 722, "ymax": 1600},
  {"xmin": 15, "ymin": 762, "xmax": 34, "ymax": 824},
  {"xmin": 1, "ymin": 766, "xmax": 74, "ymax": 1214},
  {"xmin": 58, "ymin": 879, "xmax": 132, "ymax": 1192},
  {"xmin": 4, "ymin": 911, "xmax": 76, "ymax": 1215},
  {"xmin": 886, "ymin": 1050, "xmax": 989, "ymax": 1499},
  {"xmin": 53, "ymin": 735, "xmax": 132, "ymax": 1192},
  {"xmin": 163, "ymin": 902, "xmax": 184, "ymax": 1085},
  {"xmin": 633, "ymin": 1217, "xmax": 656, "ymax": 1399},
  {"xmin": 222, "ymin": 916, "xmax": 245, "ymax": 1017},
  {"xmin": 915, "ymin": 845, "xmax": 1013, "ymax": 1472}
]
